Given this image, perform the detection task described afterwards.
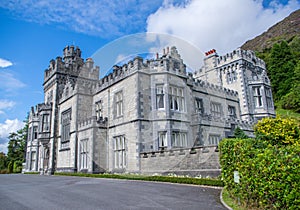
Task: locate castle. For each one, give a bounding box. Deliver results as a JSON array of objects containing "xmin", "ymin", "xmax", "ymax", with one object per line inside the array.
[{"xmin": 24, "ymin": 45, "xmax": 275, "ymax": 177}]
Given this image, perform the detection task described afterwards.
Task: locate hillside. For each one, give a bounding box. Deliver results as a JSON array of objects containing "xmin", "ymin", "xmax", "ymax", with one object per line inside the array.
[
  {"xmin": 241, "ymin": 9, "xmax": 300, "ymax": 116},
  {"xmin": 242, "ymin": 9, "xmax": 300, "ymax": 52}
]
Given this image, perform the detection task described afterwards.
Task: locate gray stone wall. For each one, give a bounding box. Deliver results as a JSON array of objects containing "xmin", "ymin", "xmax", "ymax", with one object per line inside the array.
[{"xmin": 140, "ymin": 146, "xmax": 220, "ymax": 177}]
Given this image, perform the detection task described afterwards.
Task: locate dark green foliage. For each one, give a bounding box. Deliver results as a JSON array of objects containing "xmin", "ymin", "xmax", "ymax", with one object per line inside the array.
[
  {"xmin": 281, "ymin": 61, "xmax": 300, "ymax": 112},
  {"xmin": 0, "ymin": 152, "xmax": 7, "ymax": 170},
  {"xmin": 257, "ymin": 37, "xmax": 300, "ymax": 113},
  {"xmin": 220, "ymin": 117, "xmax": 300, "ymax": 209},
  {"xmin": 234, "ymin": 127, "xmax": 248, "ymax": 139},
  {"xmin": 6, "ymin": 122, "xmax": 28, "ymax": 173},
  {"xmin": 0, "ymin": 152, "xmax": 9, "ymax": 174},
  {"xmin": 54, "ymin": 172, "xmax": 224, "ymax": 187},
  {"xmin": 268, "ymin": 41, "xmax": 296, "ymax": 101}
]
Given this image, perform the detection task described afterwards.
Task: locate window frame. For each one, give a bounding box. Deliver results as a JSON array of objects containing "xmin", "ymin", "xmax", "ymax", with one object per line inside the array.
[
  {"xmin": 169, "ymin": 85, "xmax": 185, "ymax": 112},
  {"xmin": 80, "ymin": 139, "xmax": 89, "ymax": 170},
  {"xmin": 156, "ymin": 85, "xmax": 165, "ymax": 109},
  {"xmin": 42, "ymin": 114, "xmax": 50, "ymax": 132},
  {"xmin": 114, "ymin": 135, "xmax": 126, "ymax": 169},
  {"xmin": 211, "ymin": 102, "xmax": 222, "ymax": 117},
  {"xmin": 208, "ymin": 134, "xmax": 220, "ymax": 145},
  {"xmin": 61, "ymin": 109, "xmax": 71, "ymax": 144},
  {"xmin": 115, "ymin": 91, "xmax": 123, "ymax": 118},
  {"xmin": 195, "ymin": 98, "xmax": 204, "ymax": 114},
  {"xmin": 253, "ymin": 86, "xmax": 263, "ymax": 108},
  {"xmin": 171, "ymin": 131, "xmax": 187, "ymax": 148},
  {"xmin": 158, "ymin": 131, "xmax": 167, "ymax": 149}
]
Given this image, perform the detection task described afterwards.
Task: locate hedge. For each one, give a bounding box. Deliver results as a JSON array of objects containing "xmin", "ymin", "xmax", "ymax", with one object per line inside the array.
[
  {"xmin": 54, "ymin": 172, "xmax": 224, "ymax": 187},
  {"xmin": 220, "ymin": 138, "xmax": 300, "ymax": 209}
]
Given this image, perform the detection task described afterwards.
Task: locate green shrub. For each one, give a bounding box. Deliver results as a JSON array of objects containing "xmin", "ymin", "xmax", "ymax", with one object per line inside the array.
[
  {"xmin": 8, "ymin": 161, "xmax": 13, "ymax": 173},
  {"xmin": 220, "ymin": 135, "xmax": 300, "ymax": 209},
  {"xmin": 254, "ymin": 116, "xmax": 300, "ymax": 145},
  {"xmin": 13, "ymin": 160, "xmax": 23, "ymax": 173}
]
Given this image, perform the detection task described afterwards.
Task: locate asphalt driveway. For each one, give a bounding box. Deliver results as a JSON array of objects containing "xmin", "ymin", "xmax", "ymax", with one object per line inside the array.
[{"xmin": 0, "ymin": 174, "xmax": 226, "ymax": 210}]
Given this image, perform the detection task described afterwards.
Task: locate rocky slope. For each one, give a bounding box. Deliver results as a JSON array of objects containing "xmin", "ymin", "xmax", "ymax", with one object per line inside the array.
[{"xmin": 241, "ymin": 9, "xmax": 300, "ymax": 52}]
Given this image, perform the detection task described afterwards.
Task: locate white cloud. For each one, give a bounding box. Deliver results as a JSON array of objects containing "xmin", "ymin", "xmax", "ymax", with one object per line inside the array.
[
  {"xmin": 146, "ymin": 0, "xmax": 300, "ymax": 55},
  {"xmin": 0, "ymin": 58, "xmax": 13, "ymax": 68},
  {"xmin": 0, "ymin": 100, "xmax": 16, "ymax": 115},
  {"xmin": 0, "ymin": 119, "xmax": 24, "ymax": 154},
  {"xmin": 0, "ymin": 72, "xmax": 26, "ymax": 93}
]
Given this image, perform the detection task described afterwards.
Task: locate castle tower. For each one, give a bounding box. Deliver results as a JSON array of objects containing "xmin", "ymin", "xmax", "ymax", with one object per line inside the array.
[{"xmin": 194, "ymin": 48, "xmax": 275, "ymax": 121}]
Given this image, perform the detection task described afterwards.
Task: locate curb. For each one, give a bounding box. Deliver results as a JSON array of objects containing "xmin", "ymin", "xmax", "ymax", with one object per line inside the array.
[{"xmin": 220, "ymin": 188, "xmax": 233, "ymax": 210}]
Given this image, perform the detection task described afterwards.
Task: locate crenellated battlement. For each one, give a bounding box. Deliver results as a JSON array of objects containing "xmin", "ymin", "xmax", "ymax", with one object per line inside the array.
[
  {"xmin": 216, "ymin": 48, "xmax": 265, "ymax": 69},
  {"xmin": 188, "ymin": 73, "xmax": 238, "ymax": 97},
  {"xmin": 63, "ymin": 45, "xmax": 82, "ymax": 62},
  {"xmin": 37, "ymin": 103, "xmax": 52, "ymax": 112},
  {"xmin": 94, "ymin": 46, "xmax": 187, "ymax": 93},
  {"xmin": 44, "ymin": 46, "xmax": 100, "ymax": 84}
]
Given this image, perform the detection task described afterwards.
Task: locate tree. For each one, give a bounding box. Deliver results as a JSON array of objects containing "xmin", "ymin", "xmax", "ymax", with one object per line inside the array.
[
  {"xmin": 268, "ymin": 41, "xmax": 296, "ymax": 101},
  {"xmin": 233, "ymin": 127, "xmax": 248, "ymax": 139},
  {"xmin": 281, "ymin": 60, "xmax": 300, "ymax": 112},
  {"xmin": 7, "ymin": 123, "xmax": 28, "ymax": 173},
  {"xmin": 0, "ymin": 152, "xmax": 8, "ymax": 170}
]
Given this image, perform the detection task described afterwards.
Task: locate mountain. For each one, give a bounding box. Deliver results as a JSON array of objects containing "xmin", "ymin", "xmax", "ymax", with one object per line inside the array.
[{"xmin": 242, "ymin": 9, "xmax": 300, "ymax": 52}]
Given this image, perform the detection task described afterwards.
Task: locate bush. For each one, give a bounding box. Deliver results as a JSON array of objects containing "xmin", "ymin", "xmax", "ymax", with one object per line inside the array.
[
  {"xmin": 254, "ymin": 117, "xmax": 300, "ymax": 145},
  {"xmin": 13, "ymin": 160, "xmax": 23, "ymax": 173},
  {"xmin": 8, "ymin": 161, "xmax": 13, "ymax": 173},
  {"xmin": 220, "ymin": 117, "xmax": 300, "ymax": 209}
]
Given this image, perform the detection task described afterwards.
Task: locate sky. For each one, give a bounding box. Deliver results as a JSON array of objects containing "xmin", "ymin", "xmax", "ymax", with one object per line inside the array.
[{"xmin": 0, "ymin": 0, "xmax": 299, "ymax": 154}]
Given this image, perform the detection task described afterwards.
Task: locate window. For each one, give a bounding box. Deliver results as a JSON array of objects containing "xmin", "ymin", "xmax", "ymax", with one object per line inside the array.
[
  {"xmin": 265, "ymin": 88, "xmax": 273, "ymax": 108},
  {"xmin": 209, "ymin": 135, "xmax": 220, "ymax": 145},
  {"xmin": 158, "ymin": 131, "xmax": 167, "ymax": 149},
  {"xmin": 211, "ymin": 102, "xmax": 222, "ymax": 117},
  {"xmin": 228, "ymin": 106, "xmax": 236, "ymax": 118},
  {"xmin": 232, "ymin": 69, "xmax": 237, "ymax": 81},
  {"xmin": 253, "ymin": 87, "xmax": 263, "ymax": 107},
  {"xmin": 61, "ymin": 109, "xmax": 71, "ymax": 143},
  {"xmin": 95, "ymin": 100, "xmax": 103, "ymax": 121},
  {"xmin": 115, "ymin": 91, "xmax": 123, "ymax": 117},
  {"xmin": 30, "ymin": 151, "xmax": 36, "ymax": 170},
  {"xmin": 28, "ymin": 127, "xmax": 32, "ymax": 141},
  {"xmin": 195, "ymin": 98, "xmax": 204, "ymax": 114},
  {"xmin": 156, "ymin": 85, "xmax": 165, "ymax": 109},
  {"xmin": 80, "ymin": 139, "xmax": 88, "ymax": 170},
  {"xmin": 114, "ymin": 136, "xmax": 126, "ymax": 169},
  {"xmin": 169, "ymin": 86, "xmax": 185, "ymax": 111},
  {"xmin": 42, "ymin": 114, "xmax": 50, "ymax": 132},
  {"xmin": 227, "ymin": 71, "xmax": 232, "ymax": 83},
  {"xmin": 33, "ymin": 126, "xmax": 38, "ymax": 139},
  {"xmin": 26, "ymin": 152, "xmax": 30, "ymax": 169},
  {"xmin": 226, "ymin": 68, "xmax": 237, "ymax": 84},
  {"xmin": 171, "ymin": 132, "xmax": 187, "ymax": 148}
]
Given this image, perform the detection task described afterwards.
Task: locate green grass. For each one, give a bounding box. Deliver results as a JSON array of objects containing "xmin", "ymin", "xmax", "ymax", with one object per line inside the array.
[
  {"xmin": 54, "ymin": 172, "xmax": 224, "ymax": 187},
  {"xmin": 24, "ymin": 172, "xmax": 40, "ymax": 175},
  {"xmin": 222, "ymin": 188, "xmax": 248, "ymax": 210}
]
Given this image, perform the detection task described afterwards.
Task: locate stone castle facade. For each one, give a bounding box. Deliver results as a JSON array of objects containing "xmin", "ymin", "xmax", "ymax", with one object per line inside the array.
[{"xmin": 24, "ymin": 46, "xmax": 275, "ymax": 177}]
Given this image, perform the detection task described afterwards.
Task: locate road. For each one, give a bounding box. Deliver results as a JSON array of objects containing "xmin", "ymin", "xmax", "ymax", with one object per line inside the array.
[{"xmin": 0, "ymin": 174, "xmax": 226, "ymax": 210}]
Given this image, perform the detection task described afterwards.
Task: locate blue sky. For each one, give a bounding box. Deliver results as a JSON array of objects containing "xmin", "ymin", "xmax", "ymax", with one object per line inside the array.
[{"xmin": 0, "ymin": 0, "xmax": 299, "ymax": 153}]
